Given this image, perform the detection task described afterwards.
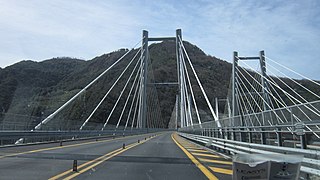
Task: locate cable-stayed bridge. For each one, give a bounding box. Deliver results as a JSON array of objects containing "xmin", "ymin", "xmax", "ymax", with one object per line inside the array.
[{"xmin": 0, "ymin": 29, "xmax": 319, "ymax": 179}]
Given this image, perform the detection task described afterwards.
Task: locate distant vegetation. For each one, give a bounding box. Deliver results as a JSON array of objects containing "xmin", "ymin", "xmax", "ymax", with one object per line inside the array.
[{"xmin": 0, "ymin": 41, "xmax": 318, "ymax": 130}]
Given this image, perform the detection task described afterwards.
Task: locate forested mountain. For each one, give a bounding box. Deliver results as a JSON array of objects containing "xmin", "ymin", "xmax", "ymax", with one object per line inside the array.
[{"xmin": 0, "ymin": 41, "xmax": 318, "ymax": 130}]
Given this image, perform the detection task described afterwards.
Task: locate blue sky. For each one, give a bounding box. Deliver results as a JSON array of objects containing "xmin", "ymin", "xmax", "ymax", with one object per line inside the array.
[{"xmin": 0, "ymin": 0, "xmax": 319, "ymax": 79}]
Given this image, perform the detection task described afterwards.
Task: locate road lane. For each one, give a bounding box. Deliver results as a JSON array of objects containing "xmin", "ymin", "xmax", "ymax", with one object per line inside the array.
[
  {"xmin": 72, "ymin": 132, "xmax": 208, "ymax": 180},
  {"xmin": 0, "ymin": 133, "xmax": 157, "ymax": 179},
  {"xmin": 173, "ymin": 134, "xmax": 232, "ymax": 180},
  {"xmin": 0, "ymin": 132, "xmax": 233, "ymax": 179}
]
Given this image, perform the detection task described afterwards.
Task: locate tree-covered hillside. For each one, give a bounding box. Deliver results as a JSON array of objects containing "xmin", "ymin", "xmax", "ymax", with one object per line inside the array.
[{"xmin": 0, "ymin": 41, "xmax": 318, "ymax": 130}]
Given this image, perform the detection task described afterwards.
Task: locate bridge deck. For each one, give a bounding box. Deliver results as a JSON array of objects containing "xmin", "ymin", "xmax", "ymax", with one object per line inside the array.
[{"xmin": 0, "ymin": 132, "xmax": 232, "ymax": 179}]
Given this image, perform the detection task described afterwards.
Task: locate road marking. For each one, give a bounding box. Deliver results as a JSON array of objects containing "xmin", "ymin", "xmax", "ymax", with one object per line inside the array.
[
  {"xmin": 183, "ymin": 146, "xmax": 199, "ymax": 149},
  {"xmin": 172, "ymin": 133, "xmax": 218, "ymax": 180},
  {"xmin": 0, "ymin": 133, "xmax": 154, "ymax": 160},
  {"xmin": 198, "ymin": 158, "xmax": 232, "ymax": 165},
  {"xmin": 48, "ymin": 148, "xmax": 124, "ymax": 180},
  {"xmin": 187, "ymin": 149, "xmax": 208, "ymax": 153},
  {"xmin": 191, "ymin": 152, "xmax": 220, "ymax": 158},
  {"xmin": 181, "ymin": 145, "xmax": 197, "ymax": 148},
  {"xmin": 50, "ymin": 135, "xmax": 158, "ymax": 180},
  {"xmin": 209, "ymin": 166, "xmax": 232, "ymax": 175}
]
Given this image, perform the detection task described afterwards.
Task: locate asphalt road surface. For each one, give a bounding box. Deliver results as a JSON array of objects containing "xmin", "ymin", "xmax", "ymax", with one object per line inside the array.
[{"xmin": 0, "ymin": 132, "xmax": 232, "ymax": 179}]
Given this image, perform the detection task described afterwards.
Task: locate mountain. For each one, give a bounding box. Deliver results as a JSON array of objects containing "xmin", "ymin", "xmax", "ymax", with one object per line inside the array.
[
  {"xmin": 148, "ymin": 41, "xmax": 232, "ymax": 126},
  {"xmin": 0, "ymin": 41, "xmax": 318, "ymax": 130},
  {"xmin": 0, "ymin": 41, "xmax": 232, "ymax": 130}
]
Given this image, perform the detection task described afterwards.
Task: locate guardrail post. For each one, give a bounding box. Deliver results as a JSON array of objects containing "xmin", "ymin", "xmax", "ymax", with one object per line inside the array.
[
  {"xmin": 216, "ymin": 128, "xmax": 219, "ymax": 138},
  {"xmin": 226, "ymin": 128, "xmax": 230, "ymax": 140},
  {"xmin": 294, "ymin": 122, "xmax": 306, "ymax": 149},
  {"xmin": 215, "ymin": 128, "xmax": 221, "ymax": 151},
  {"xmin": 261, "ymin": 128, "xmax": 266, "ymax": 144},
  {"xmin": 232, "ymin": 128, "xmax": 236, "ymax": 141},
  {"xmin": 248, "ymin": 128, "xmax": 253, "ymax": 143},
  {"xmin": 240, "ymin": 128, "xmax": 246, "ymax": 142},
  {"xmin": 212, "ymin": 129, "xmax": 217, "ymax": 150},
  {"xmin": 225, "ymin": 128, "xmax": 231, "ymax": 155},
  {"xmin": 222, "ymin": 128, "xmax": 227, "ymax": 153},
  {"xmin": 221, "ymin": 128, "xmax": 225, "ymax": 139},
  {"xmin": 300, "ymin": 134, "xmax": 307, "ymax": 149},
  {"xmin": 212, "ymin": 128, "xmax": 215, "ymax": 138},
  {"xmin": 277, "ymin": 127, "xmax": 282, "ymax": 147}
]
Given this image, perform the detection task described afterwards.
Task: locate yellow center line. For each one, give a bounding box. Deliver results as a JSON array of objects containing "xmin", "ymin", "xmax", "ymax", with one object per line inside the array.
[
  {"xmin": 48, "ymin": 147, "xmax": 124, "ymax": 180},
  {"xmin": 64, "ymin": 143, "xmax": 139, "ymax": 180},
  {"xmin": 198, "ymin": 157, "xmax": 232, "ymax": 165},
  {"xmin": 172, "ymin": 133, "xmax": 218, "ymax": 180},
  {"xmin": 50, "ymin": 135, "xmax": 159, "ymax": 180},
  {"xmin": 0, "ymin": 133, "xmax": 153, "ymax": 160},
  {"xmin": 191, "ymin": 152, "xmax": 220, "ymax": 158},
  {"xmin": 209, "ymin": 166, "xmax": 233, "ymax": 175}
]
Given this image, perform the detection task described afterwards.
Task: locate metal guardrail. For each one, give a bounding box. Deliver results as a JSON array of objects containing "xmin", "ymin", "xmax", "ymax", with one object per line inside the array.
[
  {"xmin": 182, "ymin": 100, "xmax": 320, "ymax": 130},
  {"xmin": 180, "ymin": 122, "xmax": 320, "ymax": 149},
  {"xmin": 178, "ymin": 132, "xmax": 320, "ymax": 177},
  {"xmin": 0, "ymin": 128, "xmax": 165, "ymax": 146}
]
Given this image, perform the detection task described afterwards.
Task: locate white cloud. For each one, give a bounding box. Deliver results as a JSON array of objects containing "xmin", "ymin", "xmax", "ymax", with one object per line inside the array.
[
  {"xmin": 176, "ymin": 0, "xmax": 320, "ymax": 79},
  {"xmin": 0, "ymin": 0, "xmax": 319, "ymax": 80}
]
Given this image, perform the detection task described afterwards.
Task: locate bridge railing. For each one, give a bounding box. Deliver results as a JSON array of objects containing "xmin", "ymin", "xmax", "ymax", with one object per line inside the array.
[
  {"xmin": 0, "ymin": 119, "xmax": 134, "ymax": 131},
  {"xmin": 185, "ymin": 100, "xmax": 320, "ymax": 130},
  {"xmin": 178, "ymin": 132, "xmax": 320, "ymax": 178},
  {"xmin": 179, "ymin": 101, "xmax": 320, "ymax": 178},
  {"xmin": 0, "ymin": 127, "xmax": 165, "ymax": 146},
  {"xmin": 179, "ymin": 133, "xmax": 320, "ymax": 178},
  {"xmin": 181, "ymin": 101, "xmax": 320, "ymax": 146}
]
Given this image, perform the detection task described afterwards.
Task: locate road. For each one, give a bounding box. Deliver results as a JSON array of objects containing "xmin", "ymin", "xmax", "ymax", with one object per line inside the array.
[{"xmin": 0, "ymin": 132, "xmax": 232, "ymax": 179}]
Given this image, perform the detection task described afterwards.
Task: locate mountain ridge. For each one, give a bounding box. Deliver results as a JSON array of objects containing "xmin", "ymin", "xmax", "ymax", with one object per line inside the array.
[{"xmin": 0, "ymin": 41, "xmax": 318, "ymax": 130}]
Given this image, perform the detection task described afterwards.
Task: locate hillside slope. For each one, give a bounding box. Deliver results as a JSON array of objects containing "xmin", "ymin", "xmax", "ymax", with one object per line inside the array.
[
  {"xmin": 1, "ymin": 41, "xmax": 317, "ymax": 130},
  {"xmin": 0, "ymin": 41, "xmax": 232, "ymax": 130}
]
